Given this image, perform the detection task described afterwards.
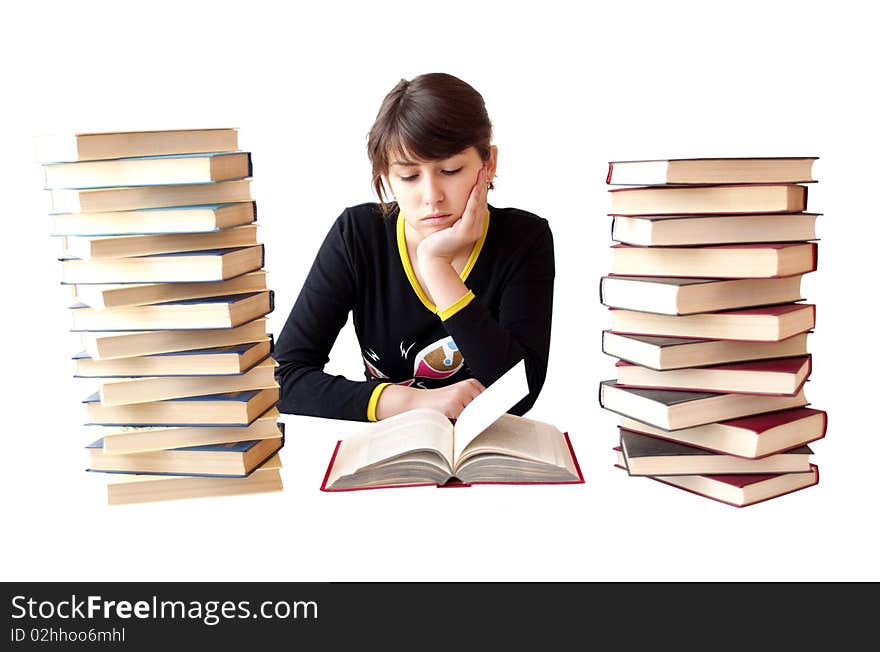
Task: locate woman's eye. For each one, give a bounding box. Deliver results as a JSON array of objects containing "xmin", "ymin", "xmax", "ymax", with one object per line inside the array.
[
  {"xmin": 442, "ymin": 167, "xmax": 463, "ymax": 176},
  {"xmin": 399, "ymin": 174, "xmax": 418, "ymax": 182}
]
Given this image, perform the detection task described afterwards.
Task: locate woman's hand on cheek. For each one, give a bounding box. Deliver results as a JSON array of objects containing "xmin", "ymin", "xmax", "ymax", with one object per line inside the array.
[{"xmin": 417, "ymin": 165, "xmax": 488, "ymax": 264}]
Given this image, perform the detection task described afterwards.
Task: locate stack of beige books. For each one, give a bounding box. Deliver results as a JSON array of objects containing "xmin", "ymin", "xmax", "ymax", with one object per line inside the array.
[
  {"xmin": 36, "ymin": 128, "xmax": 283, "ymax": 505},
  {"xmin": 599, "ymin": 157, "xmax": 826, "ymax": 507}
]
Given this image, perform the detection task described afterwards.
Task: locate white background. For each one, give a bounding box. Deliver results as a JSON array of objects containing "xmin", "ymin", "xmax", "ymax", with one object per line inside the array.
[{"xmin": 2, "ymin": 0, "xmax": 877, "ymax": 581}]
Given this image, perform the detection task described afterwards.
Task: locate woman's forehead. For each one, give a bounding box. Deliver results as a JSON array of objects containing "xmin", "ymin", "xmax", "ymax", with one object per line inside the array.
[{"xmin": 388, "ymin": 147, "xmax": 475, "ymax": 167}]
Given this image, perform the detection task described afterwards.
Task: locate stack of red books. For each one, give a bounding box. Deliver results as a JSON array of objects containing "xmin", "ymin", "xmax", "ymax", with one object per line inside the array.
[{"xmin": 598, "ymin": 157, "xmax": 826, "ymax": 507}]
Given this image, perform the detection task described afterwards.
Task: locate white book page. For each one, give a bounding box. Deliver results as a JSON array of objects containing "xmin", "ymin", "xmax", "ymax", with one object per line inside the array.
[
  {"xmin": 326, "ymin": 408, "xmax": 453, "ymax": 487},
  {"xmin": 452, "ymin": 359, "xmax": 529, "ymax": 465}
]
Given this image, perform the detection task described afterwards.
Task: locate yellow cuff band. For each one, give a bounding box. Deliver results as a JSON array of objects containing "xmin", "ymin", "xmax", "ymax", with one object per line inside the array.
[
  {"xmin": 367, "ymin": 382, "xmax": 391, "ymax": 422},
  {"xmin": 438, "ymin": 290, "xmax": 475, "ymax": 321}
]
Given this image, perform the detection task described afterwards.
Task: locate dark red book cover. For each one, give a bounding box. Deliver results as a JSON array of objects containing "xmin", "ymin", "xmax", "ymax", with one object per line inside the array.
[
  {"xmin": 609, "ymin": 302, "xmax": 815, "ymax": 318},
  {"xmin": 320, "ymin": 432, "xmax": 585, "ymax": 492},
  {"xmin": 607, "ymin": 183, "xmax": 808, "ymax": 216},
  {"xmin": 613, "ymin": 460, "xmax": 820, "ymax": 507},
  {"xmin": 610, "ymin": 242, "xmax": 818, "ymax": 279},
  {"xmin": 608, "ymin": 304, "xmax": 816, "ymax": 343},
  {"xmin": 613, "ymin": 355, "xmax": 812, "ymax": 397},
  {"xmin": 617, "ymin": 406, "xmax": 827, "ymax": 459},
  {"xmin": 615, "ymin": 355, "xmax": 809, "ymax": 373},
  {"xmin": 723, "ymin": 407, "xmax": 827, "ymax": 434}
]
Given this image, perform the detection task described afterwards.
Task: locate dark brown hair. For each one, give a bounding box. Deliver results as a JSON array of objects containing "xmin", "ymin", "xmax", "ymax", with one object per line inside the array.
[{"xmin": 367, "ymin": 73, "xmax": 494, "ymax": 215}]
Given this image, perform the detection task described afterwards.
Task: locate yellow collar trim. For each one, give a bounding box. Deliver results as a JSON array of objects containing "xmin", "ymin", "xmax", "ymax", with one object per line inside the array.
[{"xmin": 396, "ymin": 209, "xmax": 491, "ymax": 313}]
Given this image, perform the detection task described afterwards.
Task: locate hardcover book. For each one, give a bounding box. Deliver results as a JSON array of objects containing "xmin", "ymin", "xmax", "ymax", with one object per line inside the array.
[
  {"xmin": 601, "ymin": 331, "xmax": 810, "ymax": 370},
  {"xmin": 618, "ymin": 407, "xmax": 828, "ymax": 459},
  {"xmin": 83, "ymin": 387, "xmax": 279, "ymax": 427},
  {"xmin": 44, "ymin": 152, "xmax": 252, "ymax": 189},
  {"xmin": 609, "ymin": 303, "xmax": 816, "ymax": 342},
  {"xmin": 51, "ymin": 202, "xmax": 256, "ymax": 237},
  {"xmin": 96, "ymin": 407, "xmax": 282, "ymax": 454},
  {"xmin": 70, "ymin": 290, "xmax": 273, "ymax": 331},
  {"xmin": 600, "ymin": 275, "xmax": 804, "ymax": 315},
  {"xmin": 73, "ymin": 340, "xmax": 273, "ymax": 377},
  {"xmin": 96, "ymin": 356, "xmax": 278, "ymax": 406},
  {"xmin": 87, "ymin": 427, "xmax": 284, "ymax": 477},
  {"xmin": 48, "ymin": 178, "xmax": 252, "ymax": 213},
  {"xmin": 105, "ymin": 453, "xmax": 282, "ymax": 505},
  {"xmin": 34, "ymin": 128, "xmax": 239, "ymax": 163},
  {"xmin": 608, "ymin": 183, "xmax": 808, "ymax": 215},
  {"xmin": 614, "ymin": 457, "xmax": 820, "ymax": 508},
  {"xmin": 61, "ymin": 224, "xmax": 259, "ymax": 260},
  {"xmin": 322, "ymin": 361, "xmax": 583, "ymax": 491},
  {"xmin": 60, "ymin": 245, "xmax": 264, "ymax": 284},
  {"xmin": 610, "ymin": 213, "xmax": 819, "ymax": 246},
  {"xmin": 614, "ymin": 355, "xmax": 811, "ymax": 396},
  {"xmin": 78, "ymin": 316, "xmax": 269, "ymax": 360},
  {"xmin": 71, "ymin": 270, "xmax": 268, "ymax": 309},
  {"xmin": 598, "ymin": 380, "xmax": 808, "ymax": 430},
  {"xmin": 605, "ymin": 157, "xmax": 817, "ymax": 186},
  {"xmin": 610, "ymin": 242, "xmax": 817, "ymax": 279},
  {"xmin": 619, "ymin": 428, "xmax": 813, "ymax": 476}
]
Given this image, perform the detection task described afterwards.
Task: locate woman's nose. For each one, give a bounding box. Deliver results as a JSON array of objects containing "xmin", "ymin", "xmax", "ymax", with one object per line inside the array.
[{"xmin": 422, "ymin": 174, "xmax": 445, "ymax": 204}]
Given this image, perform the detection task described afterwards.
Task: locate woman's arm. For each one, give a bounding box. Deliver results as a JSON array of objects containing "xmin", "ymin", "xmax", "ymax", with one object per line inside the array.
[
  {"xmin": 273, "ymin": 210, "xmax": 387, "ymax": 421},
  {"xmin": 416, "ymin": 167, "xmax": 555, "ymax": 415},
  {"xmin": 439, "ymin": 221, "xmax": 554, "ymax": 415}
]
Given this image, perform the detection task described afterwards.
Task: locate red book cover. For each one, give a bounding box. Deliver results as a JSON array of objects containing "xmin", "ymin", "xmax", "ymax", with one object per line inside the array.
[
  {"xmin": 723, "ymin": 406, "xmax": 827, "ymax": 433},
  {"xmin": 618, "ymin": 406, "xmax": 827, "ymax": 459},
  {"xmin": 608, "ymin": 304, "xmax": 816, "ymax": 343},
  {"xmin": 614, "ymin": 355, "xmax": 812, "ymax": 397},
  {"xmin": 615, "ymin": 355, "xmax": 809, "ymax": 373},
  {"xmin": 609, "ymin": 303, "xmax": 815, "ymax": 317},
  {"xmin": 610, "ymin": 242, "xmax": 813, "ymax": 252},
  {"xmin": 320, "ymin": 432, "xmax": 585, "ymax": 492},
  {"xmin": 610, "ymin": 242, "xmax": 818, "ymax": 279},
  {"xmin": 613, "ymin": 461, "xmax": 819, "ymax": 507},
  {"xmin": 607, "ymin": 183, "xmax": 808, "ymax": 216}
]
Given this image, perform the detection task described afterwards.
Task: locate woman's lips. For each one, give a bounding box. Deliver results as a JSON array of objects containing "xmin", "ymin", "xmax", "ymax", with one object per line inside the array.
[{"xmin": 421, "ymin": 213, "xmax": 453, "ymax": 223}]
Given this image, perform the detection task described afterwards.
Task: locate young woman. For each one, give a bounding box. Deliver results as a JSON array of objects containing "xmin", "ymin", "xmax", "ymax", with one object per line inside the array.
[{"xmin": 274, "ymin": 73, "xmax": 554, "ymax": 422}]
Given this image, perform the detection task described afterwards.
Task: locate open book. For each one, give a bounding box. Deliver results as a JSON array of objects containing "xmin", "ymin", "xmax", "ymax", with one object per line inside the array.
[{"xmin": 321, "ymin": 361, "xmax": 583, "ymax": 491}]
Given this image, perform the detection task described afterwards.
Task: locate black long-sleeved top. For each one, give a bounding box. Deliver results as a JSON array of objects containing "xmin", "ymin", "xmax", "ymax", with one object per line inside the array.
[{"xmin": 274, "ymin": 202, "xmax": 554, "ymax": 421}]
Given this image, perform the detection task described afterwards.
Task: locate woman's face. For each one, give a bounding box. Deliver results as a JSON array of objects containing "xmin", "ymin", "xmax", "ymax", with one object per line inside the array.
[{"xmin": 387, "ymin": 145, "xmax": 497, "ymax": 242}]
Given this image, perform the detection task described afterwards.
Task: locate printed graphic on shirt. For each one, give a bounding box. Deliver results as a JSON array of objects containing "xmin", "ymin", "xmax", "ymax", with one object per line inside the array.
[
  {"xmin": 363, "ymin": 335, "xmax": 465, "ymax": 388},
  {"xmin": 362, "ymin": 348, "xmax": 388, "ymax": 380},
  {"xmin": 412, "ymin": 336, "xmax": 463, "ymax": 380}
]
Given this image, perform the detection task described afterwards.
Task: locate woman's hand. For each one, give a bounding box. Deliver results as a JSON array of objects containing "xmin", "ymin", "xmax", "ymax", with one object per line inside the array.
[
  {"xmin": 375, "ymin": 379, "xmax": 486, "ymax": 421},
  {"xmin": 416, "ymin": 165, "xmax": 489, "ymax": 264}
]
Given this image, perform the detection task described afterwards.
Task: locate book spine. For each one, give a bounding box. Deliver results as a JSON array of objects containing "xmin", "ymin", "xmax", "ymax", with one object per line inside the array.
[
  {"xmin": 246, "ymin": 152, "xmax": 253, "ymax": 178},
  {"xmin": 606, "ymin": 162, "xmax": 614, "ymax": 184}
]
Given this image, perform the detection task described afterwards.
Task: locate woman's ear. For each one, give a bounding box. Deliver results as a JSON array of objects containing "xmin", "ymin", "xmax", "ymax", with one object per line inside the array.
[{"xmin": 487, "ymin": 145, "xmax": 498, "ymax": 184}]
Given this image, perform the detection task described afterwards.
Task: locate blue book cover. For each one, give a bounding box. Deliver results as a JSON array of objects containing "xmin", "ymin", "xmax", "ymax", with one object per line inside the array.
[
  {"xmin": 69, "ymin": 290, "xmax": 268, "ymax": 310},
  {"xmin": 83, "ymin": 389, "xmax": 265, "ymax": 404},
  {"xmin": 70, "ymin": 304, "xmax": 273, "ymax": 333},
  {"xmin": 60, "ymin": 246, "xmax": 265, "ymax": 286},
  {"xmin": 85, "ymin": 433, "xmax": 283, "ymax": 478},
  {"xmin": 73, "ymin": 342, "xmax": 263, "ymax": 360},
  {"xmin": 82, "ymin": 402, "xmax": 279, "ymax": 429},
  {"xmin": 87, "ymin": 422, "xmax": 284, "ymax": 453},
  {"xmin": 73, "ymin": 354, "xmax": 272, "ymax": 378},
  {"xmin": 50, "ymin": 199, "xmax": 256, "ymax": 218},
  {"xmin": 44, "ymin": 153, "xmax": 252, "ymax": 190},
  {"xmin": 59, "ymin": 244, "xmax": 262, "ymax": 263},
  {"xmin": 45, "ymin": 151, "xmax": 250, "ymax": 165}
]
